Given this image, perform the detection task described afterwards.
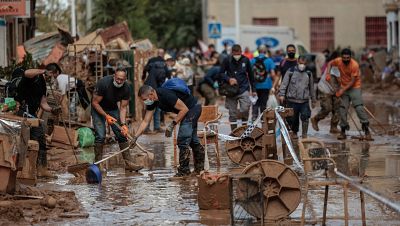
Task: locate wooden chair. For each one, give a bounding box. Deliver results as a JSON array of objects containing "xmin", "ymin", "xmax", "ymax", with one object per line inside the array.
[
  {"xmin": 299, "ymin": 138, "xmax": 366, "ymax": 226},
  {"xmin": 173, "ymin": 105, "xmax": 222, "ymax": 167}
]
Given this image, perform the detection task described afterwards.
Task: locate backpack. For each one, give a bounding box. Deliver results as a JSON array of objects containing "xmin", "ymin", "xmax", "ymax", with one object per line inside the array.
[
  {"xmin": 5, "ymin": 76, "xmax": 22, "ymax": 98},
  {"xmin": 253, "ymin": 57, "xmax": 268, "ymax": 83},
  {"xmin": 161, "ymin": 78, "xmax": 191, "ymax": 95}
]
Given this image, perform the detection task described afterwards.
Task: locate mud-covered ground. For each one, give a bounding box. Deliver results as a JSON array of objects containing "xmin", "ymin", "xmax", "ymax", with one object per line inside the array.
[{"xmin": 2, "ymin": 91, "xmax": 400, "ymax": 225}]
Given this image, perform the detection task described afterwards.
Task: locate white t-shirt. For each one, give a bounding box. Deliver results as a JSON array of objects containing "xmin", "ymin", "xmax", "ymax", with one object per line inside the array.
[{"xmin": 56, "ymin": 74, "xmax": 76, "ymax": 95}]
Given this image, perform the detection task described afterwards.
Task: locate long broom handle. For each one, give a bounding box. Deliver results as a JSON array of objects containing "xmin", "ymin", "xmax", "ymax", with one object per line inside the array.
[
  {"xmin": 113, "ymin": 122, "xmax": 152, "ymax": 156},
  {"xmin": 364, "ymin": 106, "xmax": 388, "ymax": 133},
  {"xmin": 94, "ymin": 145, "xmax": 130, "ymax": 165},
  {"xmin": 93, "ymin": 139, "xmax": 149, "ymax": 165},
  {"xmin": 46, "ymin": 79, "xmax": 79, "ymax": 163}
]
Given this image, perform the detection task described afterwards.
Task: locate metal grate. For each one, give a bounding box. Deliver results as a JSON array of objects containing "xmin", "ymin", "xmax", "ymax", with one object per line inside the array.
[
  {"xmin": 230, "ymin": 174, "xmax": 265, "ymax": 225},
  {"xmin": 310, "ymin": 17, "xmax": 335, "ymax": 52},
  {"xmin": 366, "ymin": 17, "xmax": 387, "ymax": 48}
]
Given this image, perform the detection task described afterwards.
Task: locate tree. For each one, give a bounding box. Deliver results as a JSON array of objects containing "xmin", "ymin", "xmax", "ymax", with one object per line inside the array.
[
  {"xmin": 36, "ymin": 0, "xmax": 71, "ymax": 33},
  {"xmin": 90, "ymin": 0, "xmax": 201, "ymax": 49}
]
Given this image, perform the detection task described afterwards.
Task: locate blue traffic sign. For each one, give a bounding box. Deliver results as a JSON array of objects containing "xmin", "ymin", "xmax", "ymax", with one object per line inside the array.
[{"xmin": 208, "ymin": 23, "xmax": 222, "ymax": 39}]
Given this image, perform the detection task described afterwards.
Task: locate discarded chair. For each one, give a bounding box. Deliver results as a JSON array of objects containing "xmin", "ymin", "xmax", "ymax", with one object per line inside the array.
[
  {"xmin": 299, "ymin": 138, "xmax": 366, "ymax": 226},
  {"xmin": 173, "ymin": 105, "xmax": 222, "ymax": 167}
]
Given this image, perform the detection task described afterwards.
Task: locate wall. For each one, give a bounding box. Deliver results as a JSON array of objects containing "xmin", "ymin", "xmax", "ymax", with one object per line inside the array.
[{"xmin": 208, "ymin": 0, "xmax": 386, "ymax": 51}]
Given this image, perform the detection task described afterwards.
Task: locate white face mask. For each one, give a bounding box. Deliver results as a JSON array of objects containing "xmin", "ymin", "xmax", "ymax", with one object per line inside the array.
[
  {"xmin": 113, "ymin": 78, "xmax": 124, "ymax": 88},
  {"xmin": 144, "ymin": 99, "xmax": 154, "ymax": 106},
  {"xmin": 233, "ymin": 55, "xmax": 241, "ymax": 61},
  {"xmin": 298, "ymin": 64, "xmax": 306, "ymax": 71}
]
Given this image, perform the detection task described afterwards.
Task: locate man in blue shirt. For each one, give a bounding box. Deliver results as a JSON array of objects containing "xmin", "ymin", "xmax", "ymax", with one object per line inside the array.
[{"xmin": 250, "ymin": 45, "xmax": 278, "ymax": 121}]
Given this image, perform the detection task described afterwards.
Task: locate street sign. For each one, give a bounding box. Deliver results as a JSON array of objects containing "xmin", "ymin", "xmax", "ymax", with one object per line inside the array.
[
  {"xmin": 208, "ymin": 22, "xmax": 222, "ymax": 39},
  {"xmin": 0, "ymin": 0, "xmax": 26, "ymax": 16}
]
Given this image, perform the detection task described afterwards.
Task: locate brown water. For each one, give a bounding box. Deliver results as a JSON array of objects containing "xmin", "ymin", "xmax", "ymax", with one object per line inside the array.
[{"xmin": 37, "ymin": 96, "xmax": 400, "ymax": 225}]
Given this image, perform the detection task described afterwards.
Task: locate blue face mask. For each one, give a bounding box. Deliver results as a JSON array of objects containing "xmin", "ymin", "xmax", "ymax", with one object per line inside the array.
[{"xmin": 144, "ymin": 99, "xmax": 154, "ymax": 106}]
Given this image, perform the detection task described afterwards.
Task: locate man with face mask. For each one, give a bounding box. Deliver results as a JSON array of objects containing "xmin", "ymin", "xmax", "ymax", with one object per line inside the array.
[
  {"xmin": 91, "ymin": 67, "xmax": 143, "ymax": 171},
  {"xmin": 134, "ymin": 84, "xmax": 203, "ymax": 178},
  {"xmin": 279, "ymin": 44, "xmax": 298, "ymax": 80},
  {"xmin": 325, "ymin": 48, "xmax": 372, "ymax": 141},
  {"xmin": 279, "ymin": 55, "xmax": 316, "ymax": 139},
  {"xmin": 219, "ymin": 44, "xmax": 257, "ymax": 131}
]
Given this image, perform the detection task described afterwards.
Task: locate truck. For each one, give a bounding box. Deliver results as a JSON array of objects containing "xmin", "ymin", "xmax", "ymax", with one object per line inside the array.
[{"xmin": 215, "ymin": 25, "xmax": 308, "ymax": 55}]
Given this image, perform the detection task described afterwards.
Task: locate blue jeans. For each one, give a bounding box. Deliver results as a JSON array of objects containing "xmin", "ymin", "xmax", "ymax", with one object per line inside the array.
[
  {"xmin": 153, "ymin": 107, "xmax": 161, "ymax": 130},
  {"xmin": 92, "ymin": 107, "xmax": 127, "ymax": 144},
  {"xmin": 177, "ymin": 104, "xmax": 202, "ymax": 173},
  {"xmin": 286, "ymin": 101, "xmax": 311, "ymax": 133}
]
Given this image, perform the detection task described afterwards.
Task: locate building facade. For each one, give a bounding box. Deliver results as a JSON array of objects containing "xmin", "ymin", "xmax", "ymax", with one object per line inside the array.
[
  {"xmin": 207, "ymin": 0, "xmax": 386, "ymax": 52},
  {"xmin": 383, "ymin": 0, "xmax": 400, "ymax": 53},
  {"xmin": 0, "ymin": 0, "xmax": 36, "ymax": 67}
]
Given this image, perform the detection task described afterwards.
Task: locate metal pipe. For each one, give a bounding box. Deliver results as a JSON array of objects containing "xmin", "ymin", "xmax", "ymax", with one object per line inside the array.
[{"xmin": 335, "ymin": 170, "xmax": 400, "ymax": 213}]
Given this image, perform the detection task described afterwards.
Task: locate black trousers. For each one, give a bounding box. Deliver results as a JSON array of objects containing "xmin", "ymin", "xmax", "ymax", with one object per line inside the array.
[
  {"xmin": 30, "ymin": 124, "xmax": 47, "ymax": 167},
  {"xmin": 252, "ymin": 89, "xmax": 270, "ymax": 120}
]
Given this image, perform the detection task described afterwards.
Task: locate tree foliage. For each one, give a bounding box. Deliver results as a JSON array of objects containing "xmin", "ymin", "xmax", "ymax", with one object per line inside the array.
[
  {"xmin": 36, "ymin": 0, "xmax": 71, "ymax": 33},
  {"xmin": 91, "ymin": 0, "xmax": 202, "ymax": 49}
]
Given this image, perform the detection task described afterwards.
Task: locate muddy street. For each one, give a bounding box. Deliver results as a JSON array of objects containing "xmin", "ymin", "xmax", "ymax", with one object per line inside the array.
[{"xmin": 18, "ymin": 95, "xmax": 397, "ymax": 226}]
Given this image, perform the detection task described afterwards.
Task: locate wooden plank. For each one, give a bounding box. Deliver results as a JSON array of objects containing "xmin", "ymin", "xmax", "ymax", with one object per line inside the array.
[
  {"xmin": 49, "ymin": 141, "xmax": 73, "ymax": 150},
  {"xmin": 51, "ymin": 125, "xmax": 78, "ymax": 147},
  {"xmin": 17, "ymin": 144, "xmax": 38, "ymax": 184}
]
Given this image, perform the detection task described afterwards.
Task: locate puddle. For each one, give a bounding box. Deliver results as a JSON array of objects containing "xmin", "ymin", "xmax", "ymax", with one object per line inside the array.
[{"xmin": 34, "ymin": 97, "xmax": 400, "ymax": 225}]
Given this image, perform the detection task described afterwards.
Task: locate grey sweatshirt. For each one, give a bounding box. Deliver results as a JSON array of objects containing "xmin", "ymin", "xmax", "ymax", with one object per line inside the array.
[{"xmin": 279, "ymin": 67, "xmax": 315, "ymax": 103}]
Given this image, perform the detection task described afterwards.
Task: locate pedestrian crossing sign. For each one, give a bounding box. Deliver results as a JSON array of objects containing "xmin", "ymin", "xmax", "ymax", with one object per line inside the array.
[{"xmin": 208, "ymin": 23, "xmax": 222, "ymax": 39}]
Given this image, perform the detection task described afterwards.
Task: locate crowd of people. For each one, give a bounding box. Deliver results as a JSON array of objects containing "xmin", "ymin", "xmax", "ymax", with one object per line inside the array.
[
  {"xmin": 9, "ymin": 40, "xmax": 373, "ymax": 179},
  {"xmin": 135, "ymin": 42, "xmax": 373, "ymax": 177}
]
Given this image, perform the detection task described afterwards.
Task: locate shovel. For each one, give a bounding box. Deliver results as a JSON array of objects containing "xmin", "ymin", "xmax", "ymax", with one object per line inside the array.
[
  {"xmin": 85, "ymin": 122, "xmax": 154, "ymax": 184},
  {"xmin": 112, "ymin": 122, "xmax": 155, "ymax": 167}
]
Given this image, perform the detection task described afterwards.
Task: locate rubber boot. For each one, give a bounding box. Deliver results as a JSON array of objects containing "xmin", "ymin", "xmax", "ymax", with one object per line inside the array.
[
  {"xmin": 119, "ymin": 142, "xmax": 143, "ymax": 172},
  {"xmin": 37, "ymin": 166, "xmax": 58, "ymax": 179},
  {"xmin": 337, "ymin": 127, "xmax": 347, "ymax": 140},
  {"xmin": 302, "ymin": 121, "xmax": 309, "ymax": 138},
  {"xmin": 192, "ymin": 144, "xmax": 205, "ymax": 175},
  {"xmin": 173, "ymin": 147, "xmax": 191, "ymax": 179},
  {"xmin": 94, "ymin": 143, "xmax": 104, "ymax": 162},
  {"xmin": 311, "ymin": 116, "xmax": 319, "ymax": 131},
  {"xmin": 362, "ymin": 123, "xmax": 374, "ymax": 141}
]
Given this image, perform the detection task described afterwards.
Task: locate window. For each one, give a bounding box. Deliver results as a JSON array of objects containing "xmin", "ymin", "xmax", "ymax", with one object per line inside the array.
[
  {"xmin": 310, "ymin": 17, "xmax": 334, "ymax": 52},
  {"xmin": 366, "ymin": 17, "xmax": 387, "ymax": 47},
  {"xmin": 252, "ymin": 18, "xmax": 278, "ymax": 26}
]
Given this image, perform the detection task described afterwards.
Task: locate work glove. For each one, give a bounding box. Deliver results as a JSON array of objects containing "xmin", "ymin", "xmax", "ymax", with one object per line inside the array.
[
  {"xmin": 121, "ymin": 124, "xmax": 129, "ymax": 137},
  {"xmin": 165, "ymin": 121, "xmax": 177, "ymax": 138},
  {"xmin": 326, "ymin": 73, "xmax": 331, "ymax": 82},
  {"xmin": 335, "ymin": 88, "xmax": 344, "ymax": 97},
  {"xmin": 105, "ymin": 114, "xmax": 117, "ymax": 125},
  {"xmin": 51, "ymin": 106, "xmax": 62, "ymax": 115}
]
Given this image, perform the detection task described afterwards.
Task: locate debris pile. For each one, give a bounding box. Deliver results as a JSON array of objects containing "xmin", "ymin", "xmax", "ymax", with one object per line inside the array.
[{"xmin": 0, "ymin": 186, "xmax": 87, "ymax": 224}]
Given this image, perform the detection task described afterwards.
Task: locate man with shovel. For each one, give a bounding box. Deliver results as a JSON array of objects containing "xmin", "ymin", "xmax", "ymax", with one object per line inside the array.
[
  {"xmin": 135, "ymin": 82, "xmax": 204, "ymax": 178},
  {"xmin": 91, "ymin": 67, "xmax": 142, "ymax": 171},
  {"xmin": 325, "ymin": 48, "xmax": 372, "ymax": 141}
]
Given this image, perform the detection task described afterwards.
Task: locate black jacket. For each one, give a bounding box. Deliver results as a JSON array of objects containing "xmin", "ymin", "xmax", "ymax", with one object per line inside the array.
[{"xmin": 219, "ymin": 55, "xmax": 255, "ymax": 94}]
